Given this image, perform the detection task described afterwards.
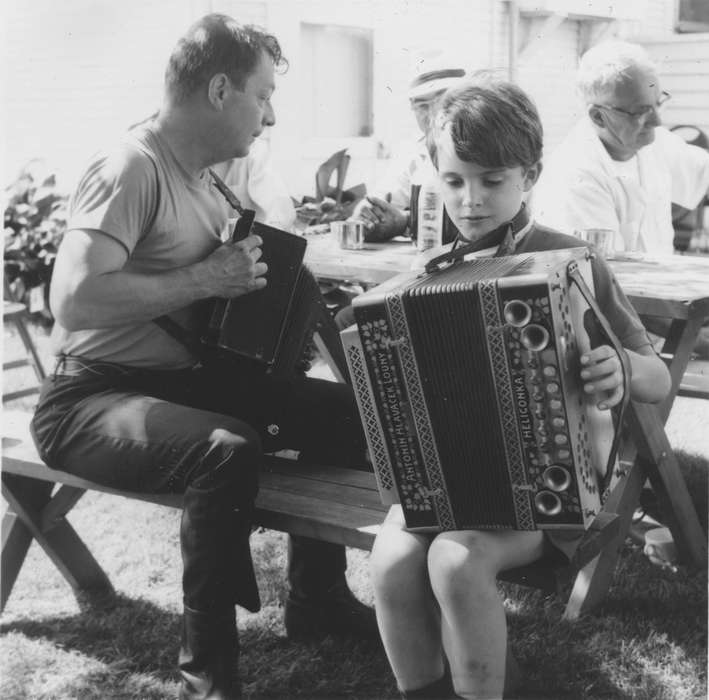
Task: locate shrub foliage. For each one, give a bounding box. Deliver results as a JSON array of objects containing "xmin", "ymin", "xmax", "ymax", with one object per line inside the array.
[{"xmin": 4, "ymin": 160, "xmax": 68, "ymax": 324}]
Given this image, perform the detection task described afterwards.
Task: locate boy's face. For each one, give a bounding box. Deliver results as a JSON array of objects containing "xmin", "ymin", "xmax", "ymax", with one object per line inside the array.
[{"xmin": 435, "ymin": 128, "xmax": 540, "ymax": 242}]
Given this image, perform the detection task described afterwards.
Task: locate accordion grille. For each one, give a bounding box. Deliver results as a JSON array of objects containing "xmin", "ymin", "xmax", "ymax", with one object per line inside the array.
[{"xmin": 404, "ymin": 284, "xmax": 516, "ymax": 528}]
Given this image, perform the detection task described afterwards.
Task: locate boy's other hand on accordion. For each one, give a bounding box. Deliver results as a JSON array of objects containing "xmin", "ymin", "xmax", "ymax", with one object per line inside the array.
[
  {"xmin": 580, "ymin": 345, "xmax": 626, "ymax": 410},
  {"xmin": 197, "ymin": 234, "xmax": 268, "ymax": 298}
]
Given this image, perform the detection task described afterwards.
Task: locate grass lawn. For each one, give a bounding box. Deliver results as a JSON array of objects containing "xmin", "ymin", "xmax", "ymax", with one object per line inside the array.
[{"xmin": 1, "ymin": 322, "xmax": 707, "ymax": 699}]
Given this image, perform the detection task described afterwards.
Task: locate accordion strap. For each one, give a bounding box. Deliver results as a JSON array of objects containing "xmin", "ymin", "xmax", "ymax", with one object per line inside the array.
[
  {"xmin": 153, "ymin": 171, "xmax": 257, "ymax": 354},
  {"xmin": 566, "ymin": 259, "xmax": 631, "ymax": 504},
  {"xmin": 153, "ymin": 314, "xmax": 205, "ymax": 359}
]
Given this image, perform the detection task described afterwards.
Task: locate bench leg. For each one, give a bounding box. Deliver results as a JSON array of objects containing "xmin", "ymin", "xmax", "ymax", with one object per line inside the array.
[
  {"xmin": 2, "ymin": 473, "xmax": 114, "ymax": 611},
  {"xmin": 562, "ymin": 456, "xmax": 644, "ymax": 620},
  {"xmin": 2, "ymin": 505, "xmax": 37, "ymax": 612}
]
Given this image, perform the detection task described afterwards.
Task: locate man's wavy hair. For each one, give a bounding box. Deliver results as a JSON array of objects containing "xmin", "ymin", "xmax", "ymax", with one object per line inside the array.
[
  {"xmin": 427, "ymin": 75, "xmax": 543, "ymax": 170},
  {"xmin": 165, "ymin": 13, "xmax": 287, "ymax": 104}
]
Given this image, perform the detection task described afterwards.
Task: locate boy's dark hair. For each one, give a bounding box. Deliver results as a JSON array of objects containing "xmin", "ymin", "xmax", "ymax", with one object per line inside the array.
[
  {"xmin": 428, "ymin": 77, "xmax": 543, "ymax": 169},
  {"xmin": 165, "ymin": 13, "xmax": 287, "ymax": 103}
]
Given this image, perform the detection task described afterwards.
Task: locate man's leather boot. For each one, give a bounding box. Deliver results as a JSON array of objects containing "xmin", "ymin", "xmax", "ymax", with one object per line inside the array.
[
  {"xmin": 178, "ymin": 605, "xmax": 240, "ymax": 700},
  {"xmin": 284, "ymin": 534, "xmax": 377, "ymax": 640}
]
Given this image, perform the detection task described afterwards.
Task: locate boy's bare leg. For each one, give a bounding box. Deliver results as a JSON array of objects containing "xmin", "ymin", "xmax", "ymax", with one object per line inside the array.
[
  {"xmin": 371, "ymin": 506, "xmax": 446, "ymax": 691},
  {"xmin": 430, "ymin": 530, "xmax": 545, "ymax": 700}
]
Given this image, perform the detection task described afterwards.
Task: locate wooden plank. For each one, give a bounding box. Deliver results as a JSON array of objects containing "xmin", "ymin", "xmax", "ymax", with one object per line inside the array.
[
  {"xmin": 3, "ymin": 387, "xmax": 40, "ymax": 402},
  {"xmin": 262, "ymin": 456, "xmax": 379, "ymax": 491},
  {"xmin": 255, "ymin": 489, "xmax": 385, "ymax": 550},
  {"xmin": 259, "ymin": 470, "xmax": 384, "ymax": 511}
]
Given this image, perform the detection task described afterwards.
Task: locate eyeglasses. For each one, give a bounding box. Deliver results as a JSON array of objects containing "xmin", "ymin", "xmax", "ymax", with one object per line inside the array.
[{"xmin": 594, "ymin": 91, "xmax": 671, "ymax": 120}]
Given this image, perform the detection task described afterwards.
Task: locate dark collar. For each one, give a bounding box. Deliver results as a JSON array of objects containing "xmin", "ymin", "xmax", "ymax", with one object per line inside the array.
[{"xmin": 455, "ymin": 202, "xmax": 529, "ymax": 254}]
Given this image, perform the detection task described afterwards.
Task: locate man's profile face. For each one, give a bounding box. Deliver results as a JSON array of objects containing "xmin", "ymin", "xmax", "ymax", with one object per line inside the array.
[
  {"xmin": 222, "ymin": 50, "xmax": 276, "ymax": 158},
  {"xmin": 596, "ymin": 65, "xmax": 663, "ymax": 158}
]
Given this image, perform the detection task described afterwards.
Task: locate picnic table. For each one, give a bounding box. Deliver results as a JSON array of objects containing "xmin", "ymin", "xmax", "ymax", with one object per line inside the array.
[{"xmin": 303, "ymin": 233, "xmax": 709, "ymax": 616}]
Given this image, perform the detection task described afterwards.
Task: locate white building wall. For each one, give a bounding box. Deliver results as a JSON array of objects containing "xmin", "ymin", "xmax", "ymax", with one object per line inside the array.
[
  {"xmin": 639, "ymin": 35, "xmax": 709, "ymax": 136},
  {"xmin": 2, "ymin": 0, "xmax": 688, "ymax": 201}
]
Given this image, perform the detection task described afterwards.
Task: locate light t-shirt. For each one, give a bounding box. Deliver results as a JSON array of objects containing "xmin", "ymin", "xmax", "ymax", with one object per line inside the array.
[{"xmin": 52, "ymin": 124, "xmax": 230, "ymax": 368}]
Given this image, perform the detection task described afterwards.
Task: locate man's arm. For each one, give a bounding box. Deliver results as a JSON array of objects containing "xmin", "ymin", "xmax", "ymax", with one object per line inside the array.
[
  {"xmin": 51, "ymin": 228, "xmax": 267, "ymax": 331},
  {"xmin": 352, "ymin": 195, "xmax": 409, "ymax": 242}
]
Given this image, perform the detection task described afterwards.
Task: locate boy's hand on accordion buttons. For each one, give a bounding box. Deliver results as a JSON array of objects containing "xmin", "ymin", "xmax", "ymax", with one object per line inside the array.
[
  {"xmin": 580, "ymin": 345, "xmax": 624, "ymax": 410},
  {"xmin": 201, "ymin": 234, "xmax": 268, "ymax": 297}
]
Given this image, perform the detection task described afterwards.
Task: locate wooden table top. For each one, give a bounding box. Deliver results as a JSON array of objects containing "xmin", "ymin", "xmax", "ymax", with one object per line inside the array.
[{"xmin": 303, "ymin": 233, "xmax": 709, "ymax": 319}]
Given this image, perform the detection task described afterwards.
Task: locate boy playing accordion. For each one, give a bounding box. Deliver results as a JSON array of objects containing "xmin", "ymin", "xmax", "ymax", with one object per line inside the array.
[{"xmin": 369, "ymin": 78, "xmax": 670, "ymax": 699}]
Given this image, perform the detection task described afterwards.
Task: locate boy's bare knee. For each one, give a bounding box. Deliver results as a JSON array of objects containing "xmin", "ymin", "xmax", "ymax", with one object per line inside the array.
[
  {"xmin": 371, "ymin": 529, "xmax": 428, "ymax": 593},
  {"xmin": 428, "ymin": 531, "xmax": 497, "ymax": 598}
]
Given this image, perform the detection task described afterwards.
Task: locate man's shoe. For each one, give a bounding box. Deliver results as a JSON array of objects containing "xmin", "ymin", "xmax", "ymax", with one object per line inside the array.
[{"xmin": 284, "ymin": 580, "xmax": 378, "ymax": 640}]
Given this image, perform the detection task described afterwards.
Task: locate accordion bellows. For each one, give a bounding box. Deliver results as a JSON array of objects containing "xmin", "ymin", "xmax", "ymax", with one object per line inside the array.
[
  {"xmin": 203, "ymin": 222, "xmax": 318, "ymax": 377},
  {"xmin": 341, "ymin": 248, "xmax": 612, "ymax": 532}
]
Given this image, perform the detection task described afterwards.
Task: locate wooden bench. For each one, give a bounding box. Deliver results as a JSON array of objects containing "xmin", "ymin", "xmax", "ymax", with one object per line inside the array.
[{"xmin": 2, "ymin": 411, "xmax": 622, "ymax": 619}]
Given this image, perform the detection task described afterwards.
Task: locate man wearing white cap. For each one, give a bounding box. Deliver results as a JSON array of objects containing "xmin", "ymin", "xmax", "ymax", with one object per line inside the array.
[{"xmin": 352, "ymin": 56, "xmax": 466, "ymax": 241}]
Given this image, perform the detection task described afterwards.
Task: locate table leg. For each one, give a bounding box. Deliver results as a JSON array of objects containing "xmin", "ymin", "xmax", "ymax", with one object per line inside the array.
[
  {"xmin": 2, "ymin": 473, "xmax": 114, "ymax": 611},
  {"xmin": 311, "ymin": 295, "xmax": 351, "ymax": 385},
  {"xmin": 657, "ymin": 315, "xmax": 705, "ymax": 418},
  {"xmin": 626, "ymin": 401, "xmax": 707, "ymax": 568}
]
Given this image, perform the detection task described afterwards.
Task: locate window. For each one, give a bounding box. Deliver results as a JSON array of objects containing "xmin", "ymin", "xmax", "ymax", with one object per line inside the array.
[
  {"xmin": 677, "ymin": 0, "xmax": 709, "ymax": 32},
  {"xmin": 300, "ymin": 23, "xmax": 373, "ymax": 138}
]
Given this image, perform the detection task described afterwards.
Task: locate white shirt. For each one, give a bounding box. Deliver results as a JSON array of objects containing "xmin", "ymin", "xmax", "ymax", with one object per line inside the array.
[
  {"xmin": 532, "ymin": 118, "xmax": 709, "ymax": 256},
  {"xmin": 212, "ymin": 138, "xmax": 296, "ymax": 232},
  {"xmin": 380, "ymin": 137, "xmax": 438, "ymax": 211}
]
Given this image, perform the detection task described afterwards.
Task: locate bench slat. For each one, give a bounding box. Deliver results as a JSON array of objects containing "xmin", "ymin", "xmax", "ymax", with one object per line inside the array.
[{"xmin": 2, "ymin": 435, "xmax": 387, "ymax": 550}]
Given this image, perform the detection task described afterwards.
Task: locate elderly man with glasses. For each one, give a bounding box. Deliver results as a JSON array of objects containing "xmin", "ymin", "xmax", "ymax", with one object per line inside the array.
[{"xmin": 533, "ymin": 40, "xmax": 709, "ymax": 257}]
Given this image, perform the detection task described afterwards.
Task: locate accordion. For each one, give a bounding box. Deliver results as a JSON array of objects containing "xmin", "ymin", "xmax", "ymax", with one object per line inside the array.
[
  {"xmin": 341, "ymin": 248, "xmax": 615, "ymax": 532},
  {"xmin": 202, "ymin": 221, "xmax": 320, "ymax": 377}
]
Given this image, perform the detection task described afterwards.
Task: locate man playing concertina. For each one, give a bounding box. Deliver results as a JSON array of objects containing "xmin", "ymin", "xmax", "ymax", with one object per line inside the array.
[{"xmin": 32, "ymin": 14, "xmax": 374, "ymax": 699}]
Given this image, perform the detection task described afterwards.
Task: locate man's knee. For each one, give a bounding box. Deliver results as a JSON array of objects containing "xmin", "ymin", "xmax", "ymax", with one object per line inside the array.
[{"xmin": 188, "ymin": 419, "xmax": 262, "ymax": 494}]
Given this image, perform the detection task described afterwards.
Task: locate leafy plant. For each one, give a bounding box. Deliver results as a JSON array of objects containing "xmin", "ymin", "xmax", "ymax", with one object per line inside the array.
[{"xmin": 4, "ymin": 160, "xmax": 69, "ymax": 324}]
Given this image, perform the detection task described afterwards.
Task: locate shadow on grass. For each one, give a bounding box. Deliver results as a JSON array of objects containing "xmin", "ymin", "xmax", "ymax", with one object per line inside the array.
[
  {"xmin": 0, "ymin": 594, "xmax": 180, "ymax": 681},
  {"xmin": 0, "ymin": 593, "xmax": 395, "ymax": 699}
]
